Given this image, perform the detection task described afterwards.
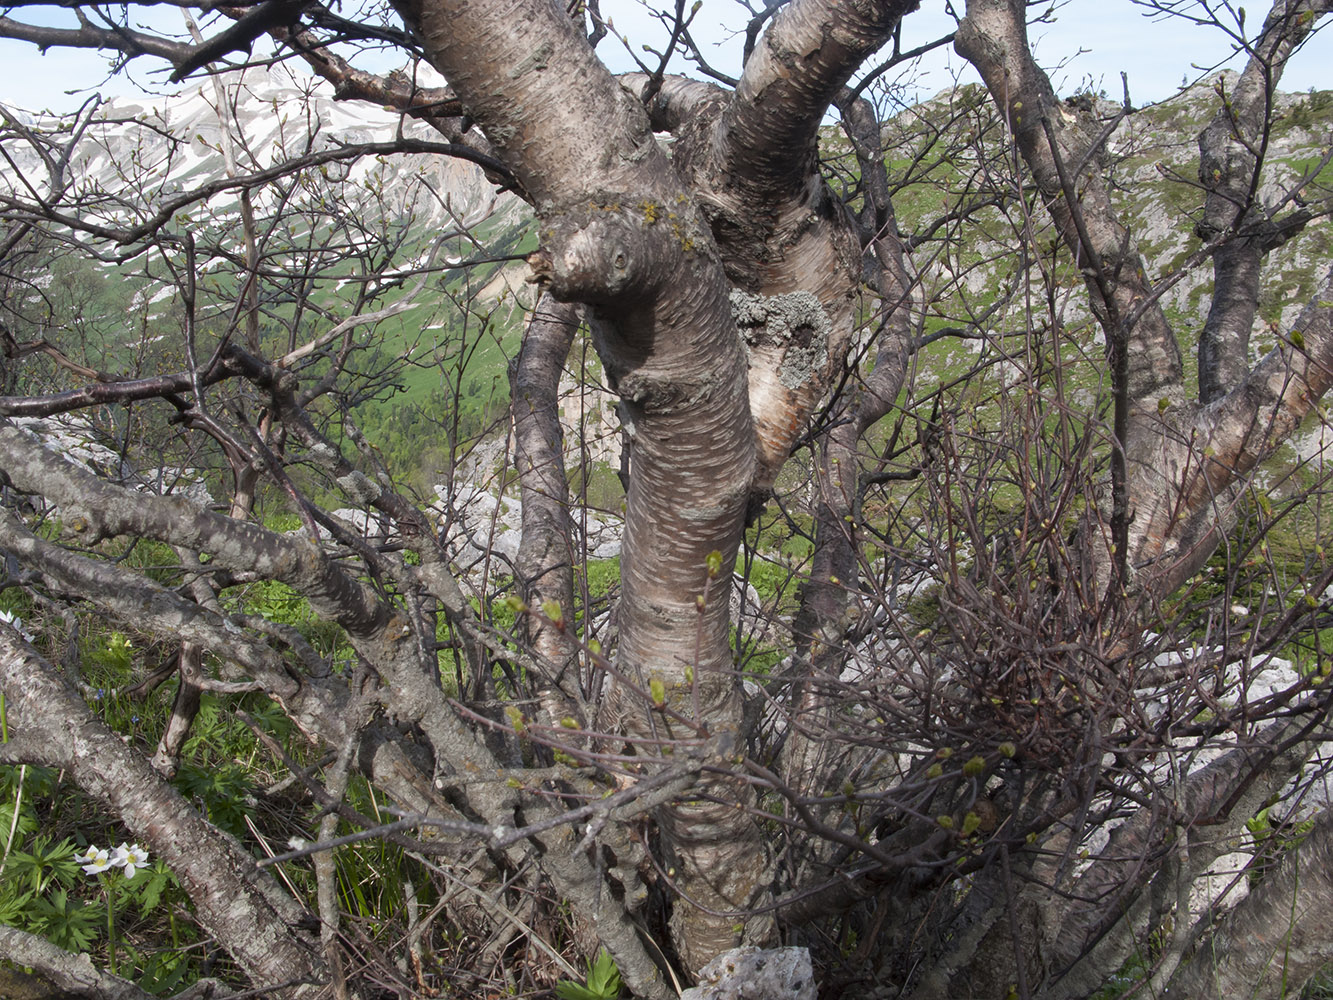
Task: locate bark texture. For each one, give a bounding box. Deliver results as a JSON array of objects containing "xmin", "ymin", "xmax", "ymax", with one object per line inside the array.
[
  {"xmin": 386, "ymin": 0, "xmax": 767, "ymax": 963},
  {"xmin": 0, "ymin": 923, "xmax": 228, "ymax": 1000},
  {"xmin": 510, "ymin": 293, "xmax": 584, "ymax": 725},
  {"xmin": 1168, "ymin": 808, "xmax": 1333, "ymax": 999}
]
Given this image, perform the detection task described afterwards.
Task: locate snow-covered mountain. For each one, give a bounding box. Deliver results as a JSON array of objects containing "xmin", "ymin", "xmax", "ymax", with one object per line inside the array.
[{"xmin": 1, "ymin": 63, "xmax": 522, "ymax": 248}]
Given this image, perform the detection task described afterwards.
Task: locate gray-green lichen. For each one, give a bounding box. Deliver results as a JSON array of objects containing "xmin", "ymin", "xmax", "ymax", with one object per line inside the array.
[{"xmin": 729, "ymin": 288, "xmax": 831, "ymax": 390}]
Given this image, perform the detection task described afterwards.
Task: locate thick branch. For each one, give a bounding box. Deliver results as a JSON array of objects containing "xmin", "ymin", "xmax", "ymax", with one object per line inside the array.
[
  {"xmin": 1131, "ymin": 267, "xmax": 1333, "ymax": 593},
  {"xmin": 0, "ymin": 420, "xmax": 390, "ymax": 638},
  {"xmin": 1043, "ymin": 715, "xmax": 1319, "ymax": 995},
  {"xmin": 510, "ymin": 294, "xmax": 583, "ymax": 723},
  {"xmin": 0, "ymin": 627, "xmax": 325, "ymax": 996},
  {"xmin": 1196, "ymin": 0, "xmax": 1332, "ymax": 402},
  {"xmin": 955, "ymin": 0, "xmax": 1183, "ymax": 405},
  {"xmin": 0, "ymin": 16, "xmax": 192, "ymax": 64},
  {"xmin": 626, "ymin": 72, "xmax": 728, "ymax": 134},
  {"xmin": 722, "ymin": 0, "xmax": 917, "ymax": 203},
  {"xmin": 1167, "ymin": 806, "xmax": 1333, "ymax": 999},
  {"xmin": 783, "ymin": 92, "xmax": 914, "ymax": 801},
  {"xmin": 0, "ymin": 923, "xmax": 228, "ymax": 1000}
]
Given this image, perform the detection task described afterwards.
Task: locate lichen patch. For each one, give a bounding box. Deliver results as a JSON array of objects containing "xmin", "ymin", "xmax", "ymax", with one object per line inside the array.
[{"xmin": 729, "ymin": 288, "xmax": 831, "ymax": 388}]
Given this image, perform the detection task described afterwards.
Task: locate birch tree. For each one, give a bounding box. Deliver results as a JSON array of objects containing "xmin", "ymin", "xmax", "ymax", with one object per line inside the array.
[{"xmin": 0, "ymin": 0, "xmax": 1332, "ymax": 996}]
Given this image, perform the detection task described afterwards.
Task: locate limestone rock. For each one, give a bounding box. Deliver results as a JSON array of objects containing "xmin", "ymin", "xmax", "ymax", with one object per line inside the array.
[{"xmin": 680, "ymin": 947, "xmax": 816, "ymax": 1000}]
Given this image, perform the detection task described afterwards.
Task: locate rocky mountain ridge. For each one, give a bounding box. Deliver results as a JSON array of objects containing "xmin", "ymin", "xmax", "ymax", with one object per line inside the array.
[{"xmin": 1, "ymin": 67, "xmax": 1329, "ymax": 475}]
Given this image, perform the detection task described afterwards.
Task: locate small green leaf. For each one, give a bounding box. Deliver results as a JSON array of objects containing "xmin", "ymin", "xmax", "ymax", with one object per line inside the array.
[
  {"xmin": 705, "ymin": 550, "xmax": 723, "ymax": 577},
  {"xmin": 1246, "ymin": 807, "xmax": 1271, "ymax": 837},
  {"xmin": 506, "ymin": 705, "xmax": 525, "ymax": 733},
  {"xmin": 650, "ymin": 677, "xmax": 666, "ymax": 707},
  {"xmin": 587, "ymin": 949, "xmax": 621, "ymax": 996},
  {"xmin": 557, "ymin": 949, "xmax": 621, "ymax": 1000}
]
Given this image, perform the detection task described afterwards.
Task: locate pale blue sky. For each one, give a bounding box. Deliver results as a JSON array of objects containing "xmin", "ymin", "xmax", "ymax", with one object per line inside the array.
[{"xmin": 0, "ymin": 0, "xmax": 1326, "ymax": 114}]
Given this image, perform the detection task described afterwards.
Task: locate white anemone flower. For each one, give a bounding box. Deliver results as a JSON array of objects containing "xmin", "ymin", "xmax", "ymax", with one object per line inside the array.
[
  {"xmin": 111, "ymin": 842, "xmax": 150, "ymax": 879},
  {"xmin": 74, "ymin": 845, "xmax": 115, "ymax": 875},
  {"xmin": 0, "ymin": 609, "xmax": 33, "ymax": 642}
]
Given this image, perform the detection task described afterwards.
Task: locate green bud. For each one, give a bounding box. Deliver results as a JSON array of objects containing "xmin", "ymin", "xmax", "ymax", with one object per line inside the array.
[{"xmin": 505, "ymin": 705, "xmax": 524, "ymax": 733}]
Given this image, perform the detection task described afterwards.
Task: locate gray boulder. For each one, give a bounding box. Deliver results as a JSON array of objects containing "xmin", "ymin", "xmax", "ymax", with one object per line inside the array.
[{"xmin": 680, "ymin": 947, "xmax": 816, "ymax": 1000}]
